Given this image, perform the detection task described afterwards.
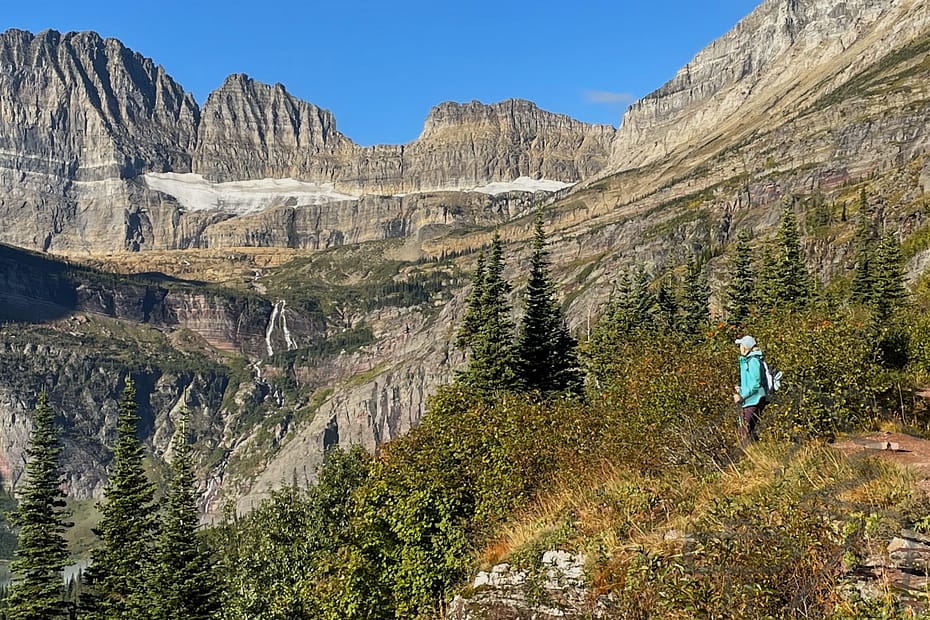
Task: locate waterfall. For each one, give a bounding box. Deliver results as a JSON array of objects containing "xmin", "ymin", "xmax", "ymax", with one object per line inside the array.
[
  {"xmin": 280, "ymin": 300, "xmax": 297, "ymax": 351},
  {"xmin": 265, "ymin": 300, "xmax": 298, "ymax": 357},
  {"xmin": 265, "ymin": 300, "xmax": 282, "ymax": 357}
]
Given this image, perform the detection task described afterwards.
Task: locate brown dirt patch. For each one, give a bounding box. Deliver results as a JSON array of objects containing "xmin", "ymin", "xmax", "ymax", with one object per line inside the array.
[{"xmin": 833, "ymin": 432, "xmax": 930, "ymax": 493}]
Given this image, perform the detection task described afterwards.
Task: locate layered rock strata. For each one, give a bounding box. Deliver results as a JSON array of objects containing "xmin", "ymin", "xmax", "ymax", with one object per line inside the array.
[
  {"xmin": 608, "ymin": 0, "xmax": 930, "ymax": 173},
  {"xmin": 0, "ymin": 31, "xmax": 613, "ymax": 254}
]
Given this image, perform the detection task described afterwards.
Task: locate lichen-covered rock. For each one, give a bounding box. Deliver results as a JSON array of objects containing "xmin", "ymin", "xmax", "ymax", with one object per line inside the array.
[{"xmin": 447, "ymin": 551, "xmax": 617, "ymax": 619}]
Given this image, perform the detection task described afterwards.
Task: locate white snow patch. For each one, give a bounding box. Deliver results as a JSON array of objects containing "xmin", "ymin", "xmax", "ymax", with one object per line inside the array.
[
  {"xmin": 469, "ymin": 177, "xmax": 574, "ymax": 195},
  {"xmin": 144, "ymin": 172, "xmax": 359, "ymax": 216}
]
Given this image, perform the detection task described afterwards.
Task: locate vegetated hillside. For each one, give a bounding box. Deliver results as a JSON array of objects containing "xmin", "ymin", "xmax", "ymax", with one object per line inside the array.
[
  {"xmin": 209, "ymin": 235, "xmax": 930, "ymax": 619},
  {"xmin": 0, "ymin": 237, "xmax": 474, "ymax": 520},
  {"xmin": 4, "ymin": 0, "xmax": 930, "ymax": 570}
]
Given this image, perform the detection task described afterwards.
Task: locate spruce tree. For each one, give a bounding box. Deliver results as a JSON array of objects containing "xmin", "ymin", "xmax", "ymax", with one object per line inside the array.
[
  {"xmin": 6, "ymin": 392, "xmax": 71, "ymax": 620},
  {"xmin": 457, "ymin": 232, "xmax": 519, "ymax": 395},
  {"xmin": 679, "ymin": 257, "xmax": 710, "ymax": 337},
  {"xmin": 755, "ymin": 244, "xmax": 780, "ymax": 312},
  {"xmin": 725, "ymin": 230, "xmax": 755, "ymax": 327},
  {"xmin": 151, "ymin": 412, "xmax": 220, "ymax": 620},
  {"xmin": 873, "ymin": 231, "xmax": 907, "ymax": 321},
  {"xmin": 653, "ymin": 273, "xmax": 679, "ymax": 334},
  {"xmin": 773, "ymin": 198, "xmax": 814, "ymax": 307},
  {"xmin": 455, "ymin": 251, "xmax": 486, "ymax": 351},
  {"xmin": 82, "ymin": 379, "xmax": 157, "ymax": 619},
  {"xmin": 515, "ymin": 214, "xmax": 583, "ymax": 396},
  {"xmin": 596, "ymin": 267, "xmax": 656, "ymax": 338},
  {"xmin": 851, "ymin": 207, "xmax": 878, "ymax": 306}
]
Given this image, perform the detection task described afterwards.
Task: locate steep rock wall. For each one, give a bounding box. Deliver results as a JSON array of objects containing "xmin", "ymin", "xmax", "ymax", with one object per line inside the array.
[{"xmin": 608, "ymin": 0, "xmax": 930, "ymax": 172}]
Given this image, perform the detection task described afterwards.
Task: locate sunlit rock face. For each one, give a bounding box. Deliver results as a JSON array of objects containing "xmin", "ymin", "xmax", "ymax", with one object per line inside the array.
[
  {"xmin": 193, "ymin": 76, "xmax": 614, "ymax": 194},
  {"xmin": 0, "ymin": 34, "xmax": 613, "ymax": 255},
  {"xmin": 0, "ymin": 29, "xmax": 199, "ymax": 253},
  {"xmin": 608, "ymin": 0, "xmax": 930, "ymax": 173}
]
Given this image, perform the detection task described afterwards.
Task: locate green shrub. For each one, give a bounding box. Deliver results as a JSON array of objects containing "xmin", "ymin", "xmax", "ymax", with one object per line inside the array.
[{"xmin": 746, "ymin": 309, "xmax": 900, "ymax": 440}]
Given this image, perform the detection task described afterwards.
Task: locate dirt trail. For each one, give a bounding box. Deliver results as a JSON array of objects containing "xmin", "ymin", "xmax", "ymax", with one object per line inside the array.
[{"xmin": 833, "ymin": 432, "xmax": 930, "ymax": 492}]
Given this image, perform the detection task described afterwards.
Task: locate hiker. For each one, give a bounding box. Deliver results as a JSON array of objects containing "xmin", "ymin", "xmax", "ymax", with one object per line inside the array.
[{"xmin": 733, "ymin": 335, "xmax": 766, "ymax": 445}]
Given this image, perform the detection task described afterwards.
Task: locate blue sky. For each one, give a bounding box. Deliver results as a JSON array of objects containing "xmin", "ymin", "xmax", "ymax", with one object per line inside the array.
[{"xmin": 4, "ymin": 1, "xmax": 761, "ymax": 146}]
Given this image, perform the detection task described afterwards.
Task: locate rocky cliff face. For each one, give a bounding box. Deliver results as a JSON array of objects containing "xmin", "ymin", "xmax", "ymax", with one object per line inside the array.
[
  {"xmin": 0, "ymin": 29, "xmax": 199, "ymax": 253},
  {"xmin": 392, "ymin": 99, "xmax": 613, "ymax": 194},
  {"xmin": 0, "ymin": 244, "xmax": 297, "ymax": 357},
  {"xmin": 0, "ymin": 33, "xmax": 612, "ymax": 254},
  {"xmin": 608, "ymin": 0, "xmax": 930, "ymax": 172},
  {"xmin": 194, "ymin": 75, "xmax": 614, "ymax": 194},
  {"xmin": 0, "ymin": 339, "xmax": 228, "ymax": 501},
  {"xmin": 193, "ymin": 74, "xmax": 358, "ymax": 183}
]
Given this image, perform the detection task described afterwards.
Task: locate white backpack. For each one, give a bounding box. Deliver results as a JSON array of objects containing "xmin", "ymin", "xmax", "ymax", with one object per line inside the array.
[{"xmin": 760, "ymin": 358, "xmax": 783, "ymax": 396}]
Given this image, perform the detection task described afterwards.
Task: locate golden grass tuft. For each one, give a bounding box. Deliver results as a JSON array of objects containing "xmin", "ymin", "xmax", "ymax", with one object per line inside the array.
[{"xmin": 479, "ymin": 439, "xmax": 924, "ymax": 584}]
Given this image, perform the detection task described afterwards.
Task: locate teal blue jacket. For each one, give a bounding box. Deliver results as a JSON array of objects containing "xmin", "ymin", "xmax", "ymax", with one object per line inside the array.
[{"xmin": 738, "ymin": 350, "xmax": 766, "ymax": 407}]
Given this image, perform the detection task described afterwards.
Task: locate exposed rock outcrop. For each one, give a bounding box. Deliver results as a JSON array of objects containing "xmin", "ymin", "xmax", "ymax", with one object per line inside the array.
[
  {"xmin": 0, "ymin": 243, "xmax": 324, "ymax": 357},
  {"xmin": 842, "ymin": 529, "xmax": 930, "ymax": 612},
  {"xmin": 608, "ymin": 0, "xmax": 930, "ymax": 173},
  {"xmin": 448, "ymin": 551, "xmax": 616, "ymax": 619},
  {"xmin": 193, "ymin": 74, "xmax": 358, "ymax": 184},
  {"xmin": 0, "ymin": 32, "xmax": 612, "ymax": 254},
  {"xmin": 194, "ymin": 75, "xmax": 614, "ymax": 194},
  {"xmin": 0, "ymin": 29, "xmax": 199, "ymax": 253}
]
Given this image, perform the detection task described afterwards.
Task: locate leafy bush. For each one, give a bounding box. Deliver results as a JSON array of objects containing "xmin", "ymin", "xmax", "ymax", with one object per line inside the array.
[
  {"xmin": 216, "ymin": 446, "xmax": 371, "ymax": 620},
  {"xmin": 585, "ymin": 334, "xmax": 736, "ymax": 470}
]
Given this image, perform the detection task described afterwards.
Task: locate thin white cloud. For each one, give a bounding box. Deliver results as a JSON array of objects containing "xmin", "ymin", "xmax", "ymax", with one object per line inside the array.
[{"xmin": 584, "ymin": 90, "xmax": 635, "ymax": 104}]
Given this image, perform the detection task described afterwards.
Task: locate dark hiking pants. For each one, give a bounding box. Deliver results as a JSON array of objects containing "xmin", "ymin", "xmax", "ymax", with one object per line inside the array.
[{"xmin": 739, "ymin": 400, "xmax": 766, "ymax": 445}]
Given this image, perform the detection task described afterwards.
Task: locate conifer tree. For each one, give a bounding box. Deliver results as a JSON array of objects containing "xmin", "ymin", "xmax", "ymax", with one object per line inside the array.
[
  {"xmin": 599, "ymin": 267, "xmax": 656, "ymax": 338},
  {"xmin": 150, "ymin": 412, "xmax": 220, "ymax": 620},
  {"xmin": 755, "ymin": 244, "xmax": 780, "ymax": 312},
  {"xmin": 653, "ymin": 273, "xmax": 679, "ymax": 334},
  {"xmin": 455, "ymin": 251, "xmax": 486, "ymax": 350},
  {"xmin": 873, "ymin": 231, "xmax": 907, "ymax": 321},
  {"xmin": 6, "ymin": 392, "xmax": 71, "ymax": 620},
  {"xmin": 515, "ymin": 214, "xmax": 583, "ymax": 396},
  {"xmin": 773, "ymin": 197, "xmax": 814, "ymax": 307},
  {"xmin": 725, "ymin": 230, "xmax": 755, "ymax": 327},
  {"xmin": 82, "ymin": 379, "xmax": 157, "ymax": 619},
  {"xmin": 457, "ymin": 232, "xmax": 519, "ymax": 395},
  {"xmin": 851, "ymin": 207, "xmax": 878, "ymax": 306},
  {"xmin": 679, "ymin": 257, "xmax": 710, "ymax": 337}
]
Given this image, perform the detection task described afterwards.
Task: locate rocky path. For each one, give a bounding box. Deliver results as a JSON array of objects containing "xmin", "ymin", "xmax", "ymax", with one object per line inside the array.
[{"xmin": 833, "ymin": 431, "xmax": 930, "ymax": 492}]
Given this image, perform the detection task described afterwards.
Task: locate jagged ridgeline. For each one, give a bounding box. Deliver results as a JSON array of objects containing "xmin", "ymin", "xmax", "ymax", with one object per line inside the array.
[{"xmin": 2, "ymin": 0, "xmax": 930, "ymax": 614}]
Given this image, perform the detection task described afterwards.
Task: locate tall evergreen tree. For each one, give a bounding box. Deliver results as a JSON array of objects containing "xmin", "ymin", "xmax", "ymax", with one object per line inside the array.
[
  {"xmin": 755, "ymin": 243, "xmax": 780, "ymax": 312},
  {"xmin": 873, "ymin": 230, "xmax": 907, "ymax": 321},
  {"xmin": 653, "ymin": 273, "xmax": 679, "ymax": 334},
  {"xmin": 515, "ymin": 214, "xmax": 583, "ymax": 396},
  {"xmin": 455, "ymin": 251, "xmax": 486, "ymax": 351},
  {"xmin": 150, "ymin": 412, "xmax": 220, "ymax": 620},
  {"xmin": 725, "ymin": 230, "xmax": 755, "ymax": 327},
  {"xmin": 6, "ymin": 392, "xmax": 71, "ymax": 620},
  {"xmin": 679, "ymin": 257, "xmax": 710, "ymax": 337},
  {"xmin": 851, "ymin": 206, "xmax": 878, "ymax": 306},
  {"xmin": 457, "ymin": 232, "xmax": 520, "ymax": 395},
  {"xmin": 598, "ymin": 267, "xmax": 656, "ymax": 338},
  {"xmin": 82, "ymin": 379, "xmax": 157, "ymax": 620},
  {"xmin": 773, "ymin": 197, "xmax": 814, "ymax": 307}
]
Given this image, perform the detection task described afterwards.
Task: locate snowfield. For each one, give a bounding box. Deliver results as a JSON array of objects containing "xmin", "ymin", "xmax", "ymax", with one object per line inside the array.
[
  {"xmin": 144, "ymin": 172, "xmax": 573, "ymax": 215},
  {"xmin": 143, "ymin": 173, "xmax": 360, "ymax": 216},
  {"xmin": 469, "ymin": 177, "xmax": 574, "ymax": 195}
]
